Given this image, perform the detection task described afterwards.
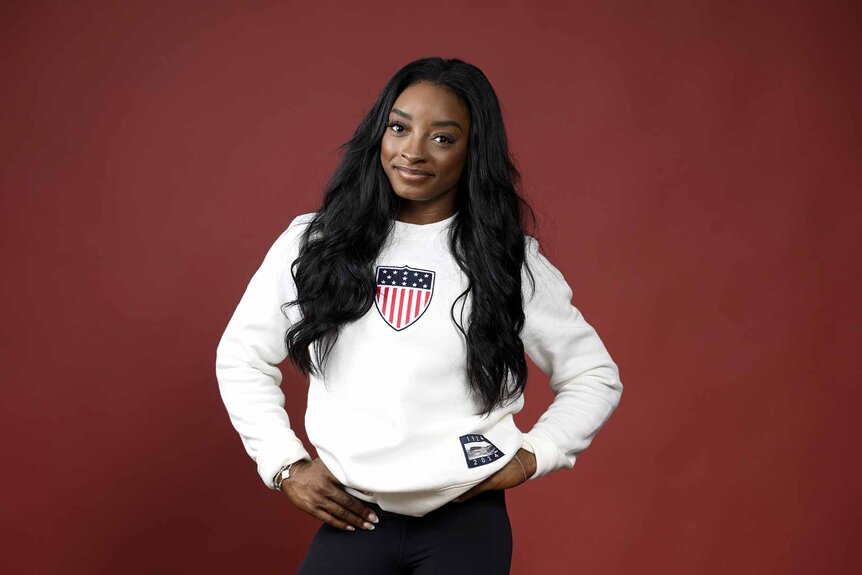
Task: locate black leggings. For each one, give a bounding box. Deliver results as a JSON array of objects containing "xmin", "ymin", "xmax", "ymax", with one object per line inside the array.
[{"xmin": 296, "ymin": 488, "xmax": 513, "ymax": 574}]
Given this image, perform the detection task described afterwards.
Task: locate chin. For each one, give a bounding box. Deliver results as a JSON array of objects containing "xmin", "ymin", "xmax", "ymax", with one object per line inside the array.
[{"xmin": 393, "ymin": 189, "xmax": 433, "ymax": 202}]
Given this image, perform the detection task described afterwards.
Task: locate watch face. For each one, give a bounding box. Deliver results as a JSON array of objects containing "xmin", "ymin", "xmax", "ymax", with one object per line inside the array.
[{"xmin": 275, "ymin": 466, "xmax": 291, "ymax": 489}]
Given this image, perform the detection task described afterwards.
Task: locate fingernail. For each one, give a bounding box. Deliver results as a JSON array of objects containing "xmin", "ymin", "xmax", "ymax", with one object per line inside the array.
[
  {"xmin": 346, "ymin": 526, "xmax": 355, "ymax": 531},
  {"xmin": 368, "ymin": 512, "xmax": 379, "ymax": 523},
  {"xmin": 363, "ymin": 522, "xmax": 375, "ymax": 530}
]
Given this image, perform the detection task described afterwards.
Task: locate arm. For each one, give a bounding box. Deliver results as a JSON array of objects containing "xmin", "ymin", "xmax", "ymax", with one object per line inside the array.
[
  {"xmin": 519, "ymin": 236, "xmax": 624, "ymax": 480},
  {"xmin": 215, "ymin": 214, "xmax": 314, "ymax": 490}
]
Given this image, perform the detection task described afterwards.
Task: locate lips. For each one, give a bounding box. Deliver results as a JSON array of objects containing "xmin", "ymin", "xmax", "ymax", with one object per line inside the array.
[{"xmin": 396, "ymin": 166, "xmax": 433, "ymax": 176}]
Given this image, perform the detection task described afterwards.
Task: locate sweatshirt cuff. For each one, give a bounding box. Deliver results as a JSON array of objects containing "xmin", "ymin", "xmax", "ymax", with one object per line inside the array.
[
  {"xmin": 520, "ymin": 430, "xmax": 575, "ymax": 480},
  {"xmin": 257, "ymin": 441, "xmax": 313, "ymax": 490}
]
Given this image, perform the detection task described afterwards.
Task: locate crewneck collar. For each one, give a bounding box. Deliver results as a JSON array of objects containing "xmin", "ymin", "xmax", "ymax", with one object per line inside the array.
[{"xmin": 391, "ymin": 210, "xmax": 459, "ymax": 240}]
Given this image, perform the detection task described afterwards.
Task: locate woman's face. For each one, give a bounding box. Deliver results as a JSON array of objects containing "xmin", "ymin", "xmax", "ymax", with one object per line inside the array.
[{"xmin": 380, "ymin": 81, "xmax": 470, "ymax": 217}]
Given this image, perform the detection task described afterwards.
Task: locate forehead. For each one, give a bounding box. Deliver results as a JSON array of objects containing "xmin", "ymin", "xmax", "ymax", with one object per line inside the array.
[{"xmin": 390, "ymin": 82, "xmax": 470, "ymax": 124}]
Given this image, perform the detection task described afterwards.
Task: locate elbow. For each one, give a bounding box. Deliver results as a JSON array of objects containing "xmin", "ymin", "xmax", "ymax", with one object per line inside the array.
[
  {"xmin": 592, "ymin": 363, "xmax": 623, "ymax": 411},
  {"xmin": 608, "ymin": 363, "xmax": 623, "ymax": 406}
]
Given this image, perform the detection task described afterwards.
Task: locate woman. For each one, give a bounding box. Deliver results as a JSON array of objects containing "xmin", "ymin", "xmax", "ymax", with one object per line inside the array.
[{"xmin": 216, "ymin": 56, "xmax": 623, "ymax": 574}]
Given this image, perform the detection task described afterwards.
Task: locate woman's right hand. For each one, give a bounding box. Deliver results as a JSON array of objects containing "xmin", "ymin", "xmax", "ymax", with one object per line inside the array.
[{"xmin": 279, "ymin": 458, "xmax": 380, "ymax": 532}]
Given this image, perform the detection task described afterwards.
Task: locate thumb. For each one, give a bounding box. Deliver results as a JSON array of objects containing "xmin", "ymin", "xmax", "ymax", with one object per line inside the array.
[{"xmin": 453, "ymin": 483, "xmax": 484, "ymax": 503}]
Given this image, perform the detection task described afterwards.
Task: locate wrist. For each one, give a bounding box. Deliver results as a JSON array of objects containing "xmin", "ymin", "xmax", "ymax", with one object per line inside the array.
[
  {"xmin": 272, "ymin": 459, "xmax": 307, "ymax": 491},
  {"xmin": 518, "ymin": 447, "xmax": 538, "ymax": 479},
  {"xmin": 526, "ymin": 451, "xmax": 538, "ymax": 478}
]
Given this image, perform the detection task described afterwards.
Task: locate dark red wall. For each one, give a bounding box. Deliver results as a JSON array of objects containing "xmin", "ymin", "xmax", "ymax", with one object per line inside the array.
[{"xmin": 1, "ymin": 1, "xmax": 859, "ymax": 573}]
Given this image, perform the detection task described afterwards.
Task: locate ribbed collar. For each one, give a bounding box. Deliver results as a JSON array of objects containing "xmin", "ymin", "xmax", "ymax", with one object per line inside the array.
[{"xmin": 391, "ymin": 210, "xmax": 459, "ymax": 240}]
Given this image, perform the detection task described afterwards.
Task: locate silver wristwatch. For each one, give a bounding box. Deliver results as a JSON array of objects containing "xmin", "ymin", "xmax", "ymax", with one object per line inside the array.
[{"xmin": 272, "ymin": 460, "xmax": 302, "ymax": 490}]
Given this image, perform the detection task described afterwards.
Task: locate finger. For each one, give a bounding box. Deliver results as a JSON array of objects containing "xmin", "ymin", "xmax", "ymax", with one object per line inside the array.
[
  {"xmin": 321, "ymin": 476, "xmax": 377, "ymax": 526},
  {"xmin": 321, "ymin": 494, "xmax": 377, "ymax": 531},
  {"xmin": 314, "ymin": 507, "xmax": 357, "ymax": 532},
  {"xmin": 454, "ymin": 486, "xmax": 482, "ymax": 503},
  {"xmin": 456, "ymin": 471, "xmax": 506, "ymax": 502},
  {"xmin": 336, "ymin": 490, "xmax": 380, "ymax": 525}
]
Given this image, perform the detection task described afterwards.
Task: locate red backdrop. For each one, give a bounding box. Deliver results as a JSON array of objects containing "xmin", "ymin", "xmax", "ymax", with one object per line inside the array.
[{"xmin": 1, "ymin": 1, "xmax": 859, "ymax": 573}]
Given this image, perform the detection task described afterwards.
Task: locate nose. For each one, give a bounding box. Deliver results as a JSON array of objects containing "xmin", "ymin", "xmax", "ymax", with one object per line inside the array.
[{"xmin": 400, "ymin": 134, "xmax": 426, "ymax": 162}]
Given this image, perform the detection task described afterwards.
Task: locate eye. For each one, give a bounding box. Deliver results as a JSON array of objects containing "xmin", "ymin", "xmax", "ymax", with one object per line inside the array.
[{"xmin": 386, "ymin": 121, "xmax": 456, "ymax": 146}]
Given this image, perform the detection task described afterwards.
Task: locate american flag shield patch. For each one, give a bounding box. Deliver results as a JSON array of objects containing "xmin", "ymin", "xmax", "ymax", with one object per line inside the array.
[{"xmin": 375, "ymin": 265, "xmax": 435, "ymax": 331}]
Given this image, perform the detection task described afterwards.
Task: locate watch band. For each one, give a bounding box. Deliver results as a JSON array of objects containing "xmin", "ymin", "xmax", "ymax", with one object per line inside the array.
[{"xmin": 272, "ymin": 460, "xmax": 304, "ymax": 490}]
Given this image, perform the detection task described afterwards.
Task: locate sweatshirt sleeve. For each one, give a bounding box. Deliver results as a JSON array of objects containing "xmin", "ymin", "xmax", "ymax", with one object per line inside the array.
[
  {"xmin": 215, "ymin": 213, "xmax": 314, "ymax": 490},
  {"xmin": 518, "ymin": 236, "xmax": 624, "ymax": 480}
]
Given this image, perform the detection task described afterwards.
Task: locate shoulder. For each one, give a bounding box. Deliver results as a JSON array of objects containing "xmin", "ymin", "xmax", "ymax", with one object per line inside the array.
[
  {"xmin": 286, "ymin": 211, "xmax": 317, "ymax": 234},
  {"xmin": 523, "ymin": 234, "xmax": 565, "ymax": 281},
  {"xmin": 264, "ymin": 211, "xmax": 317, "ymax": 261},
  {"xmin": 523, "ymin": 234, "xmax": 539, "ymax": 254},
  {"xmin": 291, "ymin": 211, "xmax": 317, "ymax": 227},
  {"xmin": 521, "ymin": 234, "xmax": 573, "ymax": 307},
  {"xmin": 277, "ymin": 211, "xmax": 317, "ymax": 243}
]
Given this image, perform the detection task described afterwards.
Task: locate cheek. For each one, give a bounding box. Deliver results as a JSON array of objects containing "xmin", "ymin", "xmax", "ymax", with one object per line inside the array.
[
  {"xmin": 439, "ymin": 150, "xmax": 467, "ymax": 180},
  {"xmin": 380, "ymin": 136, "xmax": 396, "ymax": 160}
]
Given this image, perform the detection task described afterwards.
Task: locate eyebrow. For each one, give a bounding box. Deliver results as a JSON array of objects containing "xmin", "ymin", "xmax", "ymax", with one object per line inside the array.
[{"xmin": 390, "ymin": 108, "xmax": 464, "ymax": 132}]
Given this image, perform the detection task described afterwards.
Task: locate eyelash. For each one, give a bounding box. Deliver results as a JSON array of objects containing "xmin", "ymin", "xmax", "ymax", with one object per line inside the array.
[{"xmin": 386, "ymin": 121, "xmax": 456, "ymax": 145}]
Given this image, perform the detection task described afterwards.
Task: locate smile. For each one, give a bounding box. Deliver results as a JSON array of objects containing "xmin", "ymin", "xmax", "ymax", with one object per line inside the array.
[{"xmin": 395, "ymin": 167, "xmax": 433, "ymax": 182}]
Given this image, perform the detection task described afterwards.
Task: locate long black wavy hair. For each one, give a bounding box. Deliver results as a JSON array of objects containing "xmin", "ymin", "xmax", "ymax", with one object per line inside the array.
[{"xmin": 283, "ymin": 56, "xmax": 541, "ymax": 419}]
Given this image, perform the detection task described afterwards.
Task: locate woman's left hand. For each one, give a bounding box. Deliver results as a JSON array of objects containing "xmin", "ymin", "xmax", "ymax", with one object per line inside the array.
[{"xmin": 453, "ymin": 447, "xmax": 537, "ymax": 503}]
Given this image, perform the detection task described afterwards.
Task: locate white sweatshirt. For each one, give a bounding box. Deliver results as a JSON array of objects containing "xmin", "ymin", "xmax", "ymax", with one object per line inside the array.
[{"xmin": 215, "ymin": 210, "xmax": 623, "ymax": 517}]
